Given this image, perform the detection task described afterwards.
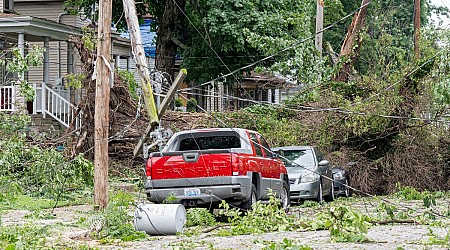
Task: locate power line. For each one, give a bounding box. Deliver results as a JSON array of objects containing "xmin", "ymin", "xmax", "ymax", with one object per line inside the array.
[
  {"xmin": 178, "ymin": 89, "xmax": 450, "ymax": 124},
  {"xmin": 179, "ymin": 0, "xmax": 373, "ymax": 91},
  {"xmin": 176, "ymin": 93, "xmax": 448, "ymax": 218}
]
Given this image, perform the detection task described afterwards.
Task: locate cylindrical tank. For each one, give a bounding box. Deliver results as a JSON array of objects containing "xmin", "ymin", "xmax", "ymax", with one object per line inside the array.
[{"xmin": 134, "ymin": 204, "xmax": 186, "ymax": 235}]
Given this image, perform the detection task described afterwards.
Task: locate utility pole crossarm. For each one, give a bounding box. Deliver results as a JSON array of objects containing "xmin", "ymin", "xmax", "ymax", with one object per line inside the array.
[
  {"xmin": 123, "ymin": 0, "xmax": 159, "ymax": 125},
  {"xmin": 158, "ymin": 69, "xmax": 187, "ymax": 118}
]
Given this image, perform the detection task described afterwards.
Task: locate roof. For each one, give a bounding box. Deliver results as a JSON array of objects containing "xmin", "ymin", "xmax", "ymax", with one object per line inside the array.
[
  {"xmin": 0, "ymin": 16, "xmax": 82, "ymax": 41},
  {"xmin": 241, "ymin": 72, "xmax": 298, "ymax": 89}
]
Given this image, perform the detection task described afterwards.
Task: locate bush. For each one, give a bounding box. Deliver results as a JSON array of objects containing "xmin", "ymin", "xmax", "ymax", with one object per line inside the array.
[
  {"xmin": 0, "ymin": 113, "xmax": 94, "ymax": 199},
  {"xmin": 186, "ymin": 98, "xmax": 198, "ymax": 112}
]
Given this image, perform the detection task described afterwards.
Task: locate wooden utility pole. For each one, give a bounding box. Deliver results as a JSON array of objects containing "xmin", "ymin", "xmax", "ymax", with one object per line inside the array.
[
  {"xmin": 123, "ymin": 0, "xmax": 159, "ymax": 125},
  {"xmin": 133, "ymin": 69, "xmax": 187, "ymax": 156},
  {"xmin": 315, "ymin": 0, "xmax": 324, "ymax": 57},
  {"xmin": 94, "ymin": 0, "xmax": 112, "ymax": 210},
  {"xmin": 414, "ymin": 0, "xmax": 420, "ymax": 59}
]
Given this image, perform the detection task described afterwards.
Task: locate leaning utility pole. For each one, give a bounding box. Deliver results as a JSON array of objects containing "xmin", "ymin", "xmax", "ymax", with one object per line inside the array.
[
  {"xmin": 414, "ymin": 0, "xmax": 420, "ymax": 59},
  {"xmin": 123, "ymin": 0, "xmax": 159, "ymax": 125},
  {"xmin": 315, "ymin": 0, "xmax": 324, "ymax": 57},
  {"xmin": 94, "ymin": 0, "xmax": 112, "ymax": 210}
]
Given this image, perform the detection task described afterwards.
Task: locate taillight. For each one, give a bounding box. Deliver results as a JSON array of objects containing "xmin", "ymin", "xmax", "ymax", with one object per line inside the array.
[
  {"xmin": 146, "ymin": 159, "xmax": 152, "ymax": 179},
  {"xmin": 232, "ymin": 153, "xmax": 239, "ymax": 176}
]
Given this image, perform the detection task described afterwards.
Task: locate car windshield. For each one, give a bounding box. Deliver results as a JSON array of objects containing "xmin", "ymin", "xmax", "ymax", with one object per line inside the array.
[{"xmin": 281, "ymin": 149, "xmax": 315, "ymax": 168}]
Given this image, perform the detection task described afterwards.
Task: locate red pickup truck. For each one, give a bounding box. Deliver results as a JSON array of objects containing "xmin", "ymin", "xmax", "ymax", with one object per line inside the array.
[{"xmin": 144, "ymin": 128, "xmax": 290, "ymax": 211}]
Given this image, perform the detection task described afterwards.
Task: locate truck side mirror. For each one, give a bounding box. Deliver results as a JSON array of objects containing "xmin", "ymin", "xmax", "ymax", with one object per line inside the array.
[{"xmin": 318, "ymin": 160, "xmax": 329, "ymax": 166}]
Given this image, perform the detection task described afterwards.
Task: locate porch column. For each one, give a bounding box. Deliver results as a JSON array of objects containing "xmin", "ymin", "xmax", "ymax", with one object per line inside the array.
[
  {"xmin": 267, "ymin": 88, "xmax": 272, "ymax": 103},
  {"xmin": 67, "ymin": 43, "xmax": 74, "ymax": 74},
  {"xmin": 275, "ymin": 88, "xmax": 280, "ymax": 104},
  {"xmin": 16, "ymin": 32, "xmax": 27, "ymax": 114},
  {"xmin": 126, "ymin": 56, "xmax": 131, "ymax": 71},
  {"xmin": 44, "ymin": 37, "xmax": 50, "ymax": 83},
  {"xmin": 114, "ymin": 55, "xmax": 120, "ymax": 69},
  {"xmin": 18, "ymin": 33, "xmax": 25, "ymax": 81}
]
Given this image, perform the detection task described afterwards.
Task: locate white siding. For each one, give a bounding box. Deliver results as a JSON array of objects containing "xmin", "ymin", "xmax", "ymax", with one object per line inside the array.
[
  {"xmin": 26, "ymin": 40, "xmax": 70, "ymax": 86},
  {"xmin": 14, "ymin": 1, "xmax": 78, "ymax": 25}
]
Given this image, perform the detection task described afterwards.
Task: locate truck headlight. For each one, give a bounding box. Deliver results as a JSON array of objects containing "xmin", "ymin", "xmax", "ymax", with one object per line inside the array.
[{"xmin": 300, "ymin": 173, "xmax": 319, "ymax": 183}]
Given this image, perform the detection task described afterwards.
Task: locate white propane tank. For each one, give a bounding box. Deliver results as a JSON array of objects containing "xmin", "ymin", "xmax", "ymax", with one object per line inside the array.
[{"xmin": 134, "ymin": 204, "xmax": 186, "ymax": 235}]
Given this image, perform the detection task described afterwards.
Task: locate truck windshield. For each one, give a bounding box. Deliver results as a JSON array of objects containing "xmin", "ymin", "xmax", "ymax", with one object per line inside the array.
[
  {"xmin": 179, "ymin": 136, "xmax": 241, "ymax": 151},
  {"xmin": 282, "ymin": 149, "xmax": 315, "ymax": 168}
]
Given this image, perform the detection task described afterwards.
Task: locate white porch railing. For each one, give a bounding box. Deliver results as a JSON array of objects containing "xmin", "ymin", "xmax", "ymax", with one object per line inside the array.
[
  {"xmin": 0, "ymin": 85, "xmax": 15, "ymax": 112},
  {"xmin": 0, "ymin": 83, "xmax": 81, "ymax": 129},
  {"xmin": 39, "ymin": 82, "xmax": 81, "ymax": 129}
]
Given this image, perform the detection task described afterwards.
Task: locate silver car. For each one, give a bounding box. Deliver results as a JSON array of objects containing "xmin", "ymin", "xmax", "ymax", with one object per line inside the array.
[{"xmin": 272, "ymin": 146, "xmax": 334, "ymax": 202}]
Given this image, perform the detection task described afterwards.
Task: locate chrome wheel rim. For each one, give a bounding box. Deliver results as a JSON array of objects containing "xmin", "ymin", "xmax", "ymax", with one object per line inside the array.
[{"xmin": 318, "ymin": 182, "xmax": 323, "ymax": 202}]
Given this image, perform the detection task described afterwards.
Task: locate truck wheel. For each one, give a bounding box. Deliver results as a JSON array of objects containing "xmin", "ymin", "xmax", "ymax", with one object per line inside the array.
[
  {"xmin": 324, "ymin": 180, "xmax": 335, "ymax": 202},
  {"xmin": 239, "ymin": 184, "xmax": 257, "ymax": 212},
  {"xmin": 280, "ymin": 181, "xmax": 290, "ymax": 212}
]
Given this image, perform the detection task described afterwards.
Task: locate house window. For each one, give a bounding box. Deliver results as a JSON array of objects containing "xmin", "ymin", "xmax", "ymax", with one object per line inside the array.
[{"xmin": 3, "ymin": 0, "xmax": 14, "ymax": 12}]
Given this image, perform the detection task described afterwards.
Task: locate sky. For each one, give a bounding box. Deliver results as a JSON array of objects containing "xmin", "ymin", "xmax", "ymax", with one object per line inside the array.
[{"xmin": 430, "ymin": 0, "xmax": 450, "ymax": 27}]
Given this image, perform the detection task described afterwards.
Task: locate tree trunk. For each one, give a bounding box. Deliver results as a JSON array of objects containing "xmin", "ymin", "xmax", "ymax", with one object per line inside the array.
[
  {"xmin": 155, "ymin": 0, "xmax": 186, "ymax": 81},
  {"xmin": 333, "ymin": 0, "xmax": 370, "ymax": 82}
]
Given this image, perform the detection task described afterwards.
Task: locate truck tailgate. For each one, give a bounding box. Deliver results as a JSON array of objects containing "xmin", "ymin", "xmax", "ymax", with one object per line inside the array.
[{"xmin": 149, "ymin": 150, "xmax": 233, "ymax": 179}]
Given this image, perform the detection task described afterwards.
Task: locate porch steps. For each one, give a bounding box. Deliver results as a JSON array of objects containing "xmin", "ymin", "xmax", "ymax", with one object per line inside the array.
[{"xmin": 29, "ymin": 114, "xmax": 64, "ymax": 137}]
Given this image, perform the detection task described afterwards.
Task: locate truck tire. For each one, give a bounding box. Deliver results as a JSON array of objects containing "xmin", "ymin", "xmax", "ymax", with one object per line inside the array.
[
  {"xmin": 280, "ymin": 181, "xmax": 290, "ymax": 212},
  {"xmin": 239, "ymin": 184, "xmax": 257, "ymax": 212}
]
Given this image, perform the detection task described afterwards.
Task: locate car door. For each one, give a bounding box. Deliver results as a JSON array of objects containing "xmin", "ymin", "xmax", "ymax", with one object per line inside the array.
[
  {"xmin": 249, "ymin": 132, "xmax": 271, "ymax": 199},
  {"xmin": 258, "ymin": 134, "xmax": 284, "ymax": 193},
  {"xmin": 314, "ymin": 147, "xmax": 332, "ymax": 193}
]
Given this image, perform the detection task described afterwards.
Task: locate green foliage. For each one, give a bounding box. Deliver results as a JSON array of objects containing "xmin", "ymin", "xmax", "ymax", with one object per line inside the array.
[
  {"xmin": 89, "ymin": 191, "xmax": 147, "ymax": 242},
  {"xmin": 376, "ymin": 202, "xmax": 398, "ymax": 220},
  {"xmin": 299, "ymin": 200, "xmax": 319, "ymax": 208},
  {"xmin": 395, "ymin": 184, "xmax": 424, "ymax": 200},
  {"xmin": 256, "ymin": 238, "xmax": 312, "ymax": 250},
  {"xmin": 211, "ymin": 105, "xmax": 309, "ymax": 147},
  {"xmin": 80, "ymin": 27, "xmax": 96, "ymax": 51},
  {"xmin": 182, "ymin": 0, "xmax": 321, "ymax": 84},
  {"xmin": 0, "ymin": 224, "xmax": 49, "ymax": 249},
  {"xmin": 307, "ymin": 205, "xmax": 371, "ymax": 243},
  {"xmin": 424, "ymin": 228, "xmax": 450, "ymax": 247},
  {"xmin": 185, "ymin": 208, "xmax": 216, "ymax": 227},
  {"xmin": 2, "ymin": 45, "xmax": 44, "ymax": 102},
  {"xmin": 0, "ymin": 114, "xmax": 93, "ymax": 199},
  {"xmin": 118, "ymin": 70, "xmax": 139, "ymax": 100},
  {"xmin": 218, "ymin": 193, "xmax": 300, "ymax": 235},
  {"xmin": 65, "ymin": 73, "xmax": 86, "ymax": 89},
  {"xmin": 186, "ymin": 98, "xmax": 198, "ymax": 112},
  {"xmin": 0, "ymin": 177, "xmax": 22, "ymax": 203},
  {"xmin": 174, "ymin": 97, "xmax": 183, "ymax": 107}
]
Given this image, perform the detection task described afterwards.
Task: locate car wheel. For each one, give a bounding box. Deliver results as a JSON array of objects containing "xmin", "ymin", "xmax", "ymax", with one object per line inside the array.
[
  {"xmin": 344, "ymin": 179, "xmax": 352, "ymax": 198},
  {"xmin": 315, "ymin": 181, "xmax": 323, "ymax": 202},
  {"xmin": 324, "ymin": 180, "xmax": 335, "ymax": 202},
  {"xmin": 239, "ymin": 184, "xmax": 257, "ymax": 212},
  {"xmin": 279, "ymin": 181, "xmax": 290, "ymax": 212}
]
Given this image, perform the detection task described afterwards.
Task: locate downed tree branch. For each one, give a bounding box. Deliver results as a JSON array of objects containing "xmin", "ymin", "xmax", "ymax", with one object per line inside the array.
[{"xmin": 371, "ymin": 219, "xmax": 419, "ymax": 225}]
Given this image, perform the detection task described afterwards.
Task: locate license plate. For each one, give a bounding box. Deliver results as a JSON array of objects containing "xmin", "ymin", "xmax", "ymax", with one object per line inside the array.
[{"xmin": 184, "ymin": 188, "xmax": 201, "ymax": 196}]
